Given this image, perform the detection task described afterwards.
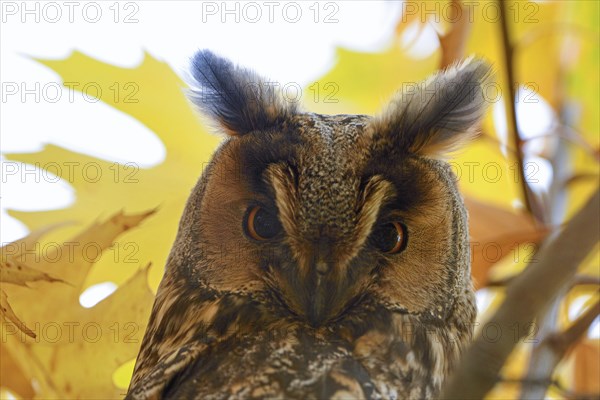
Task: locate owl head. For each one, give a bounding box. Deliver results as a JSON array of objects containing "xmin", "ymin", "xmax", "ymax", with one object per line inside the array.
[{"xmin": 174, "ymin": 50, "xmax": 491, "ymax": 328}]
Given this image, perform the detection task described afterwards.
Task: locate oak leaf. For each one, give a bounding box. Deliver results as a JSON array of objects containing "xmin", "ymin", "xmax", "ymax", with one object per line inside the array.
[{"xmin": 1, "ymin": 210, "xmax": 155, "ymax": 398}]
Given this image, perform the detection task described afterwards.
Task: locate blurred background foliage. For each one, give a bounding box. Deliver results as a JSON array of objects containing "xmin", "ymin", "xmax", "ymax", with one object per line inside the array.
[{"xmin": 0, "ymin": 0, "xmax": 598, "ymax": 398}]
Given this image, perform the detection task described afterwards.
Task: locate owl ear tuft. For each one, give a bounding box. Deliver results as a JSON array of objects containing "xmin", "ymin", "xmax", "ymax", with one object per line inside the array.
[
  {"xmin": 370, "ymin": 58, "xmax": 493, "ymax": 159},
  {"xmin": 188, "ymin": 50, "xmax": 298, "ymax": 136}
]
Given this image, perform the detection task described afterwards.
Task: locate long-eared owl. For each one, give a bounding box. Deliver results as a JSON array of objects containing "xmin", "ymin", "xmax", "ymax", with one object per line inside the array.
[{"xmin": 126, "ymin": 50, "xmax": 491, "ymax": 399}]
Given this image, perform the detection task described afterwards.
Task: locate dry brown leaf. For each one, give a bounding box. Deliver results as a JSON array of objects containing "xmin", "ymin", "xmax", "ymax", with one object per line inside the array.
[
  {"xmin": 393, "ymin": 1, "xmax": 425, "ymax": 37},
  {"xmin": 572, "ymin": 340, "xmax": 600, "ymax": 395},
  {"xmin": 0, "ymin": 344, "xmax": 34, "ymax": 398},
  {"xmin": 438, "ymin": 0, "xmax": 473, "ymax": 68},
  {"xmin": 1, "ymin": 256, "xmax": 64, "ymax": 287},
  {"xmin": 0, "ymin": 289, "xmax": 35, "ymax": 338},
  {"xmin": 465, "ymin": 196, "xmax": 548, "ymax": 288}
]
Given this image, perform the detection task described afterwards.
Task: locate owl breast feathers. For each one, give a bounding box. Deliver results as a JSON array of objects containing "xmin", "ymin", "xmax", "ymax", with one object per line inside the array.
[{"xmin": 126, "ymin": 50, "xmax": 492, "ymax": 400}]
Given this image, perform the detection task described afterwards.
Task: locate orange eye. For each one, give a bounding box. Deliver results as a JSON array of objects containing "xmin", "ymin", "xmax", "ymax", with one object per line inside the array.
[
  {"xmin": 369, "ymin": 221, "xmax": 408, "ymax": 254},
  {"xmin": 244, "ymin": 205, "xmax": 282, "ymax": 241}
]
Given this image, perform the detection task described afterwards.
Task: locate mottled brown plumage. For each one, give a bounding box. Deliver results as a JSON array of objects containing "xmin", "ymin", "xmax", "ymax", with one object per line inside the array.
[{"xmin": 127, "ymin": 51, "xmax": 491, "ymax": 399}]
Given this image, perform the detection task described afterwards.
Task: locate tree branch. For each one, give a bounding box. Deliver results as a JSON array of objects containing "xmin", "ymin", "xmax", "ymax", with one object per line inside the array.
[
  {"xmin": 501, "ymin": 377, "xmax": 600, "ymax": 400},
  {"xmin": 572, "ymin": 275, "xmax": 600, "ymax": 287},
  {"xmin": 441, "ymin": 190, "xmax": 600, "ymax": 399},
  {"xmin": 520, "ymin": 297, "xmax": 600, "ymax": 398},
  {"xmin": 498, "ymin": 0, "xmax": 538, "ymax": 218},
  {"xmin": 488, "ymin": 274, "xmax": 600, "ymax": 289},
  {"xmin": 553, "ymin": 298, "xmax": 600, "ymax": 355}
]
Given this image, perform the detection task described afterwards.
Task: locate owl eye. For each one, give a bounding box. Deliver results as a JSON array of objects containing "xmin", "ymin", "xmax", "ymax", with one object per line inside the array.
[
  {"xmin": 370, "ymin": 221, "xmax": 408, "ymax": 254},
  {"xmin": 244, "ymin": 205, "xmax": 282, "ymax": 241}
]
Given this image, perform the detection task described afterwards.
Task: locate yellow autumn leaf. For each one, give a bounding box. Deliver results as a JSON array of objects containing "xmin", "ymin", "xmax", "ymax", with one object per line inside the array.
[
  {"xmin": 0, "ymin": 222, "xmax": 72, "ymax": 260},
  {"xmin": 307, "ymin": 43, "xmax": 438, "ymax": 116},
  {"xmin": 0, "ymin": 224, "xmax": 70, "ymax": 338},
  {"xmin": 1, "ymin": 210, "xmax": 155, "ymax": 398},
  {"xmin": 6, "ymin": 52, "xmax": 221, "ymax": 290}
]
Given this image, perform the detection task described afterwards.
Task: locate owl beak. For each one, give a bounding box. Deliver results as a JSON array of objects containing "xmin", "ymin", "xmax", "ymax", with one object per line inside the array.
[
  {"xmin": 305, "ymin": 260, "xmax": 334, "ymax": 327},
  {"xmin": 306, "ymin": 284, "xmax": 328, "ymax": 327}
]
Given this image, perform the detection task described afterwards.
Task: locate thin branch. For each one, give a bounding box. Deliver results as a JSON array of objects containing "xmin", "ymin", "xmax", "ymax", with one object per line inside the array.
[
  {"xmin": 486, "ymin": 276, "xmax": 514, "ymax": 288},
  {"xmin": 572, "ymin": 275, "xmax": 600, "ymax": 287},
  {"xmin": 552, "ymin": 297, "xmax": 600, "ymax": 355},
  {"xmin": 501, "ymin": 377, "xmax": 600, "ymax": 400},
  {"xmin": 441, "ymin": 190, "xmax": 600, "ymax": 399},
  {"xmin": 550, "ymin": 380, "xmax": 600, "ymax": 400},
  {"xmin": 481, "ymin": 127, "xmax": 600, "ymax": 163},
  {"xmin": 487, "ymin": 273, "xmax": 599, "ymax": 289},
  {"xmin": 520, "ymin": 26, "xmax": 593, "ymax": 396},
  {"xmin": 501, "ymin": 377, "xmax": 555, "ymax": 389},
  {"xmin": 520, "ymin": 297, "xmax": 600, "ymax": 398},
  {"xmin": 561, "ymin": 173, "xmax": 600, "ymax": 190},
  {"xmin": 498, "ymin": 0, "xmax": 536, "ymax": 218},
  {"xmin": 523, "ymin": 127, "xmax": 600, "ymax": 162},
  {"xmin": 513, "ymin": 23, "xmax": 600, "ymax": 52},
  {"xmin": 521, "ymin": 301, "xmax": 600, "ymax": 399}
]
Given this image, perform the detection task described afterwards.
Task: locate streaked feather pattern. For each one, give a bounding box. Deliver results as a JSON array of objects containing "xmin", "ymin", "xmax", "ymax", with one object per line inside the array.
[{"xmin": 127, "ymin": 50, "xmax": 491, "ymax": 399}]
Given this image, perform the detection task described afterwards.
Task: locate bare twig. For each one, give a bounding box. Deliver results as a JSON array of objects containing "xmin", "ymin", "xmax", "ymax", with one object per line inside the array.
[
  {"xmin": 441, "ymin": 190, "xmax": 600, "ymax": 399},
  {"xmin": 553, "ymin": 297, "xmax": 600, "ymax": 355},
  {"xmin": 486, "ymin": 273, "xmax": 599, "ymax": 289},
  {"xmin": 520, "ymin": 297, "xmax": 600, "ymax": 398},
  {"xmin": 520, "ymin": 32, "xmax": 593, "ymax": 397},
  {"xmin": 572, "ymin": 275, "xmax": 600, "ymax": 287},
  {"xmin": 514, "ymin": 23, "xmax": 600, "ymax": 52},
  {"xmin": 501, "ymin": 377, "xmax": 600, "ymax": 400},
  {"xmin": 561, "ymin": 173, "xmax": 600, "ymax": 190},
  {"xmin": 520, "ymin": 289, "xmax": 564, "ymax": 399},
  {"xmin": 498, "ymin": 0, "xmax": 536, "ymax": 218},
  {"xmin": 523, "ymin": 127, "xmax": 600, "ymax": 162},
  {"xmin": 486, "ymin": 276, "xmax": 514, "ymax": 288},
  {"xmin": 550, "ymin": 380, "xmax": 600, "ymax": 400}
]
